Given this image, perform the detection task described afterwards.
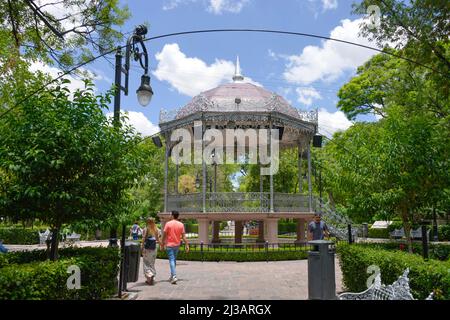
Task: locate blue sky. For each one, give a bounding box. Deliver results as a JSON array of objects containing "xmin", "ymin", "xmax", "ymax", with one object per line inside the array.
[{"xmin": 57, "ymin": 0, "xmax": 382, "ymax": 137}]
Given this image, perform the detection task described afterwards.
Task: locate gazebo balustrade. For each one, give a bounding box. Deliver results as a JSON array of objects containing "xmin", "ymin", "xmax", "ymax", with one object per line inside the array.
[{"xmin": 167, "ymin": 192, "xmax": 310, "ymax": 213}]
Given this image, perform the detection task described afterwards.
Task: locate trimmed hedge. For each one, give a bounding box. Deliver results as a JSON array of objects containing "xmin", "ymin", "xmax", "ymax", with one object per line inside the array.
[
  {"xmin": 0, "ymin": 247, "xmax": 120, "ymax": 300},
  {"xmin": 355, "ymin": 242, "xmax": 450, "ymax": 261},
  {"xmin": 0, "ymin": 227, "xmax": 39, "ymax": 244},
  {"xmin": 438, "ymin": 225, "xmax": 450, "ymax": 241},
  {"xmin": 157, "ymin": 249, "xmax": 307, "ymax": 262},
  {"xmin": 278, "ymin": 222, "xmax": 297, "ymax": 234},
  {"xmin": 367, "ymin": 228, "xmax": 390, "ymax": 239},
  {"xmin": 184, "ymin": 223, "xmax": 198, "ymax": 234},
  {"xmin": 338, "ymin": 243, "xmax": 450, "ymax": 300}
]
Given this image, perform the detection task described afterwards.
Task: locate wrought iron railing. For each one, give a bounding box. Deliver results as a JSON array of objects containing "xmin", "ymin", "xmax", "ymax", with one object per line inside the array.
[
  {"xmin": 206, "ymin": 192, "xmax": 269, "ymax": 212},
  {"xmin": 159, "ymin": 106, "xmax": 318, "ymax": 124},
  {"xmin": 167, "ymin": 192, "xmax": 312, "ymax": 213},
  {"xmin": 273, "ymin": 193, "xmax": 309, "ymax": 212}
]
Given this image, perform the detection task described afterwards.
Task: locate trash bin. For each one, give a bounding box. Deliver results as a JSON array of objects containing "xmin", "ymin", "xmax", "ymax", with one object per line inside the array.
[
  {"xmin": 122, "ymin": 241, "xmax": 141, "ymax": 289},
  {"xmin": 307, "ymin": 240, "xmax": 336, "ymax": 300}
]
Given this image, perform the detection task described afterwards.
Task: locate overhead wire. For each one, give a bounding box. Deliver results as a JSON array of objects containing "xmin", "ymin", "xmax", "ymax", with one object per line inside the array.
[{"xmin": 1, "ymin": 28, "xmax": 447, "ymax": 120}]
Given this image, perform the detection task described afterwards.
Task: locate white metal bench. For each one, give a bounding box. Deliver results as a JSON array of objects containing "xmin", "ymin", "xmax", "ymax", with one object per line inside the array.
[
  {"xmin": 65, "ymin": 232, "xmax": 81, "ymax": 244},
  {"xmin": 338, "ymin": 269, "xmax": 434, "ymax": 300},
  {"xmin": 38, "ymin": 229, "xmax": 51, "ymax": 246}
]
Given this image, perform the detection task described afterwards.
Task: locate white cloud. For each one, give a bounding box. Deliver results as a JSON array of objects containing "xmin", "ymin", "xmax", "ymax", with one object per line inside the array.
[
  {"xmin": 107, "ymin": 111, "xmax": 159, "ymax": 137},
  {"xmin": 283, "ymin": 18, "xmax": 378, "ymax": 85},
  {"xmin": 153, "ymin": 43, "xmax": 260, "ymax": 97},
  {"xmin": 318, "ymin": 108, "xmax": 353, "ymax": 137},
  {"xmin": 208, "ymin": 0, "xmax": 250, "ymax": 14},
  {"xmin": 163, "ymin": 0, "xmax": 195, "ymax": 10},
  {"xmin": 163, "ymin": 0, "xmax": 249, "ymax": 14},
  {"xmin": 321, "ymin": 0, "xmax": 338, "ymax": 10},
  {"xmin": 296, "ymin": 87, "xmax": 322, "ymax": 106}
]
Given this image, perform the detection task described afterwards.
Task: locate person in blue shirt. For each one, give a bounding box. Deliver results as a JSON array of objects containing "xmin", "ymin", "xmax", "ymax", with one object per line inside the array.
[
  {"xmin": 0, "ymin": 239, "xmax": 8, "ymax": 253},
  {"xmin": 130, "ymin": 222, "xmax": 143, "ymax": 240}
]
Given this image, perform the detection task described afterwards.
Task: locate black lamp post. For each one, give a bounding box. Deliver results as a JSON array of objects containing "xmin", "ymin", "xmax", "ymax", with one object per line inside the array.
[
  {"xmin": 110, "ymin": 24, "xmax": 154, "ymax": 299},
  {"xmin": 432, "ymin": 207, "xmax": 438, "ymax": 241}
]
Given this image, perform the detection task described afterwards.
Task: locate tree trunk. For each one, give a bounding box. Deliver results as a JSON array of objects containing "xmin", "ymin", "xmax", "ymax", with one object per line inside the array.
[
  {"xmin": 327, "ymin": 191, "xmax": 336, "ymax": 211},
  {"xmin": 49, "ymin": 222, "xmax": 62, "ymax": 261},
  {"xmin": 401, "ymin": 206, "xmax": 413, "ymax": 253}
]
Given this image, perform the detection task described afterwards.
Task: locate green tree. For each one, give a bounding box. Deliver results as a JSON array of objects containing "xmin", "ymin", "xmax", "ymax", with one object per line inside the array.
[
  {"xmin": 0, "ymin": 78, "xmax": 143, "ymax": 259},
  {"xmin": 1, "ymin": 0, "xmax": 130, "ymax": 69}
]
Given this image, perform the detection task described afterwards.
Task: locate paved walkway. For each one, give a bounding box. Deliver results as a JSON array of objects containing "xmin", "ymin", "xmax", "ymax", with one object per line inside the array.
[{"xmin": 127, "ymin": 258, "xmax": 343, "ymax": 300}]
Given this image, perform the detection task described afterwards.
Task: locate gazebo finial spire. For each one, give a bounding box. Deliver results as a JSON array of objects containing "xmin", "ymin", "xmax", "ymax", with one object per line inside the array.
[{"xmin": 232, "ymin": 56, "xmax": 244, "ymax": 82}]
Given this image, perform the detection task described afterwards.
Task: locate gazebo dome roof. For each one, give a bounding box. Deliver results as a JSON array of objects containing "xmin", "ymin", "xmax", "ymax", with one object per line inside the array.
[
  {"xmin": 174, "ymin": 56, "xmax": 300, "ymax": 120},
  {"xmin": 159, "ymin": 57, "xmax": 318, "ymax": 128},
  {"xmin": 175, "ymin": 82, "xmax": 300, "ymax": 120}
]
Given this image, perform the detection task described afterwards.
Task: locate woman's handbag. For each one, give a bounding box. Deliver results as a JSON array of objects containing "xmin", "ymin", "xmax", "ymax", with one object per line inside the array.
[{"xmin": 144, "ymin": 236, "xmax": 156, "ymax": 250}]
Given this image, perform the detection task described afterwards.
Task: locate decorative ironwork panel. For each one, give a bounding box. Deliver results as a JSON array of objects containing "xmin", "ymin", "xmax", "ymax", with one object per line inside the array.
[
  {"xmin": 273, "ymin": 193, "xmax": 310, "ymax": 212},
  {"xmin": 167, "ymin": 193, "xmax": 203, "ymax": 212},
  {"xmin": 339, "ymin": 269, "xmax": 433, "ymax": 300},
  {"xmin": 205, "ymin": 192, "xmax": 270, "ymax": 212}
]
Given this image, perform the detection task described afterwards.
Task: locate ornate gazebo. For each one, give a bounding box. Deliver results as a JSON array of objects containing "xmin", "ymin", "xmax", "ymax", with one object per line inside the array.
[{"xmin": 157, "ymin": 58, "xmax": 320, "ymax": 244}]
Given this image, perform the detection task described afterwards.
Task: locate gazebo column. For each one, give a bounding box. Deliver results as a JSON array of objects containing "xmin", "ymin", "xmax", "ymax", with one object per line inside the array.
[
  {"xmin": 298, "ymin": 143, "xmax": 303, "ymax": 193},
  {"xmin": 160, "ymin": 218, "xmax": 169, "ymax": 239},
  {"xmin": 257, "ymin": 221, "xmax": 265, "ymax": 243},
  {"xmin": 234, "ymin": 221, "xmax": 243, "ymax": 244},
  {"xmin": 265, "ymin": 218, "xmax": 278, "ymax": 244},
  {"xmin": 202, "ymin": 122, "xmax": 206, "ymax": 213},
  {"xmin": 212, "ymin": 221, "xmax": 221, "ymax": 243},
  {"xmin": 163, "ymin": 134, "xmax": 169, "ymax": 212},
  {"xmin": 197, "ymin": 218, "xmax": 209, "ymax": 244},
  {"xmin": 269, "ymin": 121, "xmax": 274, "ymax": 213},
  {"xmin": 295, "ymin": 219, "xmax": 306, "ymax": 244},
  {"xmin": 307, "ymin": 139, "xmax": 313, "ymax": 212},
  {"xmin": 175, "ymin": 164, "xmax": 179, "ymax": 194}
]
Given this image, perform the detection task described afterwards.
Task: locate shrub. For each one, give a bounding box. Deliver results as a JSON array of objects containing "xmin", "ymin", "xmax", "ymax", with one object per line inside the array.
[
  {"xmin": 387, "ymin": 221, "xmax": 404, "ymax": 232},
  {"xmin": 185, "ymin": 223, "xmax": 198, "ymax": 234},
  {"xmin": 0, "ymin": 247, "xmax": 120, "ymax": 300},
  {"xmin": 337, "ymin": 243, "xmax": 450, "ymax": 300},
  {"xmin": 157, "ymin": 249, "xmax": 307, "ymax": 262},
  {"xmin": 0, "ymin": 227, "xmax": 39, "ymax": 244},
  {"xmin": 278, "ymin": 222, "xmax": 297, "ymax": 234},
  {"xmin": 356, "ymin": 242, "xmax": 450, "ymax": 261},
  {"xmin": 367, "ymin": 228, "xmax": 390, "ymax": 239},
  {"xmin": 438, "ymin": 225, "xmax": 450, "ymax": 241}
]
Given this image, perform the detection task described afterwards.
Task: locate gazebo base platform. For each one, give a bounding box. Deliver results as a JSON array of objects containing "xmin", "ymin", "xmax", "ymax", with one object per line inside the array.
[{"xmin": 157, "ymin": 212, "xmax": 315, "ymax": 244}]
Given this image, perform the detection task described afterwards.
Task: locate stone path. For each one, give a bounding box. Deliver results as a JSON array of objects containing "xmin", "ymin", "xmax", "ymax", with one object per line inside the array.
[{"xmin": 127, "ymin": 258, "xmax": 343, "ymax": 300}]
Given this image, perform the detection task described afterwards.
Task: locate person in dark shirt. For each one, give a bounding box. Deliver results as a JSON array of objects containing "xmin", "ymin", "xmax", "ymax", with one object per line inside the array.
[{"xmin": 308, "ymin": 213, "xmax": 330, "ymax": 240}]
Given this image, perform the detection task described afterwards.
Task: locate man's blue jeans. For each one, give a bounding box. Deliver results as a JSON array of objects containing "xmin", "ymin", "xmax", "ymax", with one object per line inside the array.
[{"xmin": 166, "ymin": 246, "xmax": 179, "ymax": 278}]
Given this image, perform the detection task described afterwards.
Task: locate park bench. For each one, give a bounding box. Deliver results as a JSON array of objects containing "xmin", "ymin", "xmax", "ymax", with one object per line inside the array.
[
  {"xmin": 338, "ymin": 269, "xmax": 434, "ymax": 300},
  {"xmin": 65, "ymin": 232, "xmax": 81, "ymax": 245},
  {"xmin": 389, "ymin": 227, "xmax": 430, "ymax": 240},
  {"xmin": 410, "ymin": 227, "xmax": 430, "ymax": 240},
  {"xmin": 38, "ymin": 229, "xmax": 51, "ymax": 246},
  {"xmin": 389, "ymin": 228, "xmax": 405, "ymax": 239}
]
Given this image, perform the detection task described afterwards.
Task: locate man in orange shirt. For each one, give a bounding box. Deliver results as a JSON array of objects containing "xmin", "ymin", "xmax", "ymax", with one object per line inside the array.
[{"xmin": 161, "ymin": 211, "xmax": 189, "ymax": 284}]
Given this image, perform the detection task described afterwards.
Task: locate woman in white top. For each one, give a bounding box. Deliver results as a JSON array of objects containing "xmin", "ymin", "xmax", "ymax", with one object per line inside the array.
[{"xmin": 141, "ymin": 217, "xmax": 161, "ymax": 285}]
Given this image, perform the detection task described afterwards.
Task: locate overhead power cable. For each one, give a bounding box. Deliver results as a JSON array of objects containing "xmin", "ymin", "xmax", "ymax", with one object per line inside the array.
[{"xmin": 1, "ymin": 28, "xmax": 446, "ymax": 120}]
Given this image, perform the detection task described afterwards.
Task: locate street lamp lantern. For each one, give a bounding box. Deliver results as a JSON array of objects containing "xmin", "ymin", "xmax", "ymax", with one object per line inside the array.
[
  {"xmin": 136, "ymin": 74, "xmax": 153, "ymax": 106},
  {"xmin": 195, "ymin": 173, "xmax": 201, "ymax": 189}
]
